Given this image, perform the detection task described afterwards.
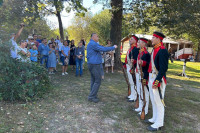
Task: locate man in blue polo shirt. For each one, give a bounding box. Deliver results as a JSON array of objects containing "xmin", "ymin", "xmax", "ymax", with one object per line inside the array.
[
  {"xmin": 87, "ymin": 33, "xmax": 117, "ymax": 103},
  {"xmin": 38, "ymin": 38, "xmax": 50, "ymax": 68}
]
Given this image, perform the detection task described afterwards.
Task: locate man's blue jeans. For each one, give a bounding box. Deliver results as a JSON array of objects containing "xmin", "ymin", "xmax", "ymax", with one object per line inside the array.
[
  {"xmin": 40, "ymin": 55, "xmax": 48, "ymax": 68},
  {"xmin": 76, "ymin": 58, "xmax": 83, "ymax": 76},
  {"xmin": 87, "ymin": 64, "xmax": 102, "ymax": 100},
  {"xmin": 100, "ymin": 63, "xmax": 104, "ymax": 77}
]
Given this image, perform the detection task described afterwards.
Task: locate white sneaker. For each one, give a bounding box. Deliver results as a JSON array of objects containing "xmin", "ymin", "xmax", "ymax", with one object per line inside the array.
[
  {"xmin": 62, "ymin": 73, "xmax": 65, "ymax": 76},
  {"xmin": 65, "ymin": 72, "xmax": 68, "ymax": 75},
  {"xmin": 148, "ymin": 118, "xmax": 155, "ymax": 123},
  {"xmin": 135, "ymin": 108, "xmax": 142, "ymax": 112},
  {"xmin": 138, "ymin": 111, "xmax": 148, "ymax": 115}
]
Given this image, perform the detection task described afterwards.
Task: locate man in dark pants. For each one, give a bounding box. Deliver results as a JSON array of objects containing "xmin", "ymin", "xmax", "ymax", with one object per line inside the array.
[
  {"xmin": 87, "ymin": 33, "xmax": 117, "ymax": 103},
  {"xmin": 38, "ymin": 38, "xmax": 49, "ymax": 68}
]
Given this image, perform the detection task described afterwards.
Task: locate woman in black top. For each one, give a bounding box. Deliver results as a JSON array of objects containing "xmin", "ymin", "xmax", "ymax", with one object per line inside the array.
[
  {"xmin": 69, "ymin": 40, "xmax": 76, "ymax": 70},
  {"xmin": 81, "ymin": 39, "xmax": 86, "ymax": 69}
]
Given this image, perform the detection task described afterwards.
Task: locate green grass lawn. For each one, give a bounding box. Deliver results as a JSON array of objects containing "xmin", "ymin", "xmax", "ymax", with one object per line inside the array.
[{"xmin": 0, "ymin": 60, "xmax": 199, "ymax": 133}]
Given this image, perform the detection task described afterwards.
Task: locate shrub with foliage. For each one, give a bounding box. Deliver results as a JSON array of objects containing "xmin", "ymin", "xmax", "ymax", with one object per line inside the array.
[{"xmin": 0, "ymin": 40, "xmax": 51, "ymax": 102}]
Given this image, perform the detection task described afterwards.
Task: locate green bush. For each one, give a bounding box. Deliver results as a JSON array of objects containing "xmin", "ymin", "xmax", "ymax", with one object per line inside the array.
[{"xmin": 0, "ymin": 40, "xmax": 51, "ymax": 102}]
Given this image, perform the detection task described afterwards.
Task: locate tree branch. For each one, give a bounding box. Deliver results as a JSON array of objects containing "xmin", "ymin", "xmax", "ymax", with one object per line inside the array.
[{"xmin": 43, "ymin": 6, "xmax": 57, "ymax": 15}]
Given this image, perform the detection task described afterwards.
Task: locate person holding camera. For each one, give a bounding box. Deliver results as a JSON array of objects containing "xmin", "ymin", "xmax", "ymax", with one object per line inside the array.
[
  {"xmin": 10, "ymin": 23, "xmax": 25, "ymax": 59},
  {"xmin": 75, "ymin": 41, "xmax": 84, "ymax": 77}
]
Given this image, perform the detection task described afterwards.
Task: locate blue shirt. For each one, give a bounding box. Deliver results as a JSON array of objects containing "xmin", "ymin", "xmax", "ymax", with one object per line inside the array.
[
  {"xmin": 36, "ymin": 39, "xmax": 42, "ymax": 43},
  {"xmin": 38, "ymin": 43, "xmax": 50, "ymax": 56},
  {"xmin": 61, "ymin": 45, "xmax": 70, "ymax": 57},
  {"xmin": 75, "ymin": 46, "xmax": 85, "ymax": 59},
  {"xmin": 55, "ymin": 39, "xmax": 60, "ymax": 44},
  {"xmin": 29, "ymin": 49, "xmax": 38, "ymax": 62},
  {"xmin": 87, "ymin": 39, "xmax": 115, "ymax": 64},
  {"xmin": 10, "ymin": 37, "xmax": 18, "ymax": 58}
]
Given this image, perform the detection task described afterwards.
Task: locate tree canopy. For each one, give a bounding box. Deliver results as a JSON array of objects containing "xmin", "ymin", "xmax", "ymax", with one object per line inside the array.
[
  {"xmin": 125, "ymin": 0, "xmax": 200, "ymax": 61},
  {"xmin": 67, "ymin": 9, "xmax": 112, "ymax": 45}
]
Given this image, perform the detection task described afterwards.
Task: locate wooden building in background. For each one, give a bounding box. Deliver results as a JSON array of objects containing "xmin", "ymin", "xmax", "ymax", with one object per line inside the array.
[{"xmin": 121, "ymin": 34, "xmax": 194, "ymax": 60}]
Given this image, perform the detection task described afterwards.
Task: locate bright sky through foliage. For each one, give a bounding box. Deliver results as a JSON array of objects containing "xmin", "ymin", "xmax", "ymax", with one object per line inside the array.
[{"xmin": 46, "ymin": 0, "xmax": 103, "ymax": 29}]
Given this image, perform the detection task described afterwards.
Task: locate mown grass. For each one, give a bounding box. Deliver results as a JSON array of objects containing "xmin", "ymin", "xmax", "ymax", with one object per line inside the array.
[{"xmin": 0, "ymin": 60, "xmax": 199, "ymax": 133}]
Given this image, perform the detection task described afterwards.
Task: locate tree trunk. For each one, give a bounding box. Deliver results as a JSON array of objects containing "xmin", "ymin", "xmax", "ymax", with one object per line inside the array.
[
  {"xmin": 196, "ymin": 42, "xmax": 200, "ymax": 62},
  {"xmin": 54, "ymin": 0, "xmax": 64, "ymax": 40},
  {"xmin": 56, "ymin": 11, "xmax": 64, "ymax": 40},
  {"xmin": 110, "ymin": 0, "xmax": 123, "ymax": 68}
]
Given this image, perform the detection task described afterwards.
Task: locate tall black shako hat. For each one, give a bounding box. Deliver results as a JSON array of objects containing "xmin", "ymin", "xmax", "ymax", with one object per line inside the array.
[
  {"xmin": 153, "ymin": 31, "xmax": 165, "ymax": 41},
  {"xmin": 139, "ymin": 37, "xmax": 148, "ymax": 44}
]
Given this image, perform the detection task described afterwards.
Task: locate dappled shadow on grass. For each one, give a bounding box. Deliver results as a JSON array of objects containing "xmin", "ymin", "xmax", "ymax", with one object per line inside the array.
[
  {"xmin": 164, "ymin": 84, "xmax": 200, "ymax": 132},
  {"xmin": 168, "ymin": 61, "xmax": 200, "ymax": 89},
  {"xmin": 1, "ymin": 62, "xmax": 200, "ymax": 133},
  {"xmin": 50, "ymin": 64, "xmax": 200, "ymax": 133},
  {"xmin": 167, "ymin": 75, "xmax": 200, "ymax": 89},
  {"xmin": 169, "ymin": 61, "xmax": 200, "ymax": 78},
  {"xmin": 46, "ymin": 65, "xmax": 154, "ymax": 132}
]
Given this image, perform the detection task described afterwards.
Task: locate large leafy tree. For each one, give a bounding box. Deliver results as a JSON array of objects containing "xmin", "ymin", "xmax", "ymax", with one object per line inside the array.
[
  {"xmin": 161, "ymin": 0, "xmax": 200, "ymax": 61},
  {"xmin": 0, "ymin": 0, "xmax": 53, "ymax": 101},
  {"xmin": 67, "ymin": 12, "xmax": 93, "ymax": 44},
  {"xmin": 94, "ymin": 0, "xmax": 123, "ymax": 66},
  {"xmin": 0, "ymin": 0, "xmax": 87, "ymax": 41},
  {"xmin": 0, "ymin": 0, "xmax": 58, "ymax": 42},
  {"xmin": 67, "ymin": 10, "xmax": 112, "ymax": 45},
  {"xmin": 110, "ymin": 0, "xmax": 123, "ymax": 66},
  {"xmin": 125, "ymin": 0, "xmax": 200, "ymax": 61},
  {"xmin": 37, "ymin": 0, "xmax": 87, "ymax": 40},
  {"xmin": 89, "ymin": 9, "xmax": 112, "ymax": 45}
]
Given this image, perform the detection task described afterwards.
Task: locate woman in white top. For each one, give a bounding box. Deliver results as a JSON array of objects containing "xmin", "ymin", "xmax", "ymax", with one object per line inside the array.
[{"xmin": 17, "ymin": 40, "xmax": 31, "ymax": 62}]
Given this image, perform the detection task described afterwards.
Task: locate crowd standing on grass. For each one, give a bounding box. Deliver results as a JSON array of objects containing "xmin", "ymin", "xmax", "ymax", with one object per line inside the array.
[
  {"xmin": 8, "ymin": 23, "xmax": 171, "ymax": 132},
  {"xmin": 10, "ymin": 23, "xmax": 116, "ymax": 78}
]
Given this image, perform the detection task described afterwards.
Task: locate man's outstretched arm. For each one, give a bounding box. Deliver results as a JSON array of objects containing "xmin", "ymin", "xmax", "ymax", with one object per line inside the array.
[{"xmin": 14, "ymin": 23, "xmax": 25, "ymax": 41}]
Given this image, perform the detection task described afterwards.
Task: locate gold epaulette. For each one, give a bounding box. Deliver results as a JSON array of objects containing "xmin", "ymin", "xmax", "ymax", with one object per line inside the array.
[
  {"xmin": 154, "ymin": 43, "xmax": 162, "ymax": 49},
  {"xmin": 139, "ymin": 48, "xmax": 145, "ymax": 53}
]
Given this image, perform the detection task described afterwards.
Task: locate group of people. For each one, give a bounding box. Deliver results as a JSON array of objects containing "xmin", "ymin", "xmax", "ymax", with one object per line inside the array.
[
  {"xmin": 86, "ymin": 32, "xmax": 168, "ymax": 132},
  {"xmin": 10, "ymin": 24, "xmax": 168, "ymax": 132},
  {"xmin": 10, "ymin": 23, "xmax": 86, "ymax": 76},
  {"xmin": 123, "ymin": 32, "xmax": 168, "ymax": 131}
]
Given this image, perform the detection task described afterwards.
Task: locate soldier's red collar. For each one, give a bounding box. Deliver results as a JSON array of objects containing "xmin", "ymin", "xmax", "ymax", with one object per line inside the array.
[
  {"xmin": 154, "ymin": 42, "xmax": 162, "ymax": 49},
  {"xmin": 139, "ymin": 47, "xmax": 146, "ymax": 53},
  {"xmin": 131, "ymin": 43, "xmax": 137, "ymax": 48}
]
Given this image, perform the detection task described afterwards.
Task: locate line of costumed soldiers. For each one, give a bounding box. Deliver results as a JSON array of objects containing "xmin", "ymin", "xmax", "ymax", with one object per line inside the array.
[{"xmin": 121, "ymin": 32, "xmax": 169, "ymax": 131}]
